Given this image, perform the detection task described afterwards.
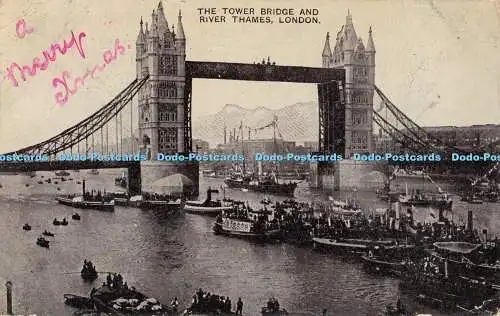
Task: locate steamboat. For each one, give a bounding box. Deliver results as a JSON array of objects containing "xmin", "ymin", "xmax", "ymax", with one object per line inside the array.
[
  {"xmin": 224, "ymin": 173, "xmax": 297, "ymax": 197},
  {"xmin": 213, "ymin": 207, "xmax": 282, "ymax": 242},
  {"xmin": 398, "ymin": 188, "xmax": 452, "ymax": 209},
  {"xmin": 184, "ymin": 187, "xmax": 233, "ymax": 216},
  {"xmin": 56, "ymin": 180, "xmax": 115, "ymax": 212},
  {"xmin": 223, "ymin": 117, "xmax": 298, "ymax": 197},
  {"xmin": 132, "ymin": 193, "xmax": 184, "ymax": 213}
]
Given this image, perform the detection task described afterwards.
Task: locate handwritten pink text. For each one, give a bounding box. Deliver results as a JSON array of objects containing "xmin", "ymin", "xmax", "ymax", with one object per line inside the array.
[
  {"xmin": 4, "ymin": 30, "xmax": 87, "ymax": 87},
  {"xmin": 16, "ymin": 18, "xmax": 34, "ymax": 38},
  {"xmin": 52, "ymin": 39, "xmax": 126, "ymax": 105}
]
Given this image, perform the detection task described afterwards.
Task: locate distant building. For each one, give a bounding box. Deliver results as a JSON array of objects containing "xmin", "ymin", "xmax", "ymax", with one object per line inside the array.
[
  {"xmin": 302, "ymin": 141, "xmax": 319, "ymax": 151},
  {"xmin": 192, "ymin": 139, "xmax": 210, "ymax": 152},
  {"xmin": 373, "ymin": 124, "xmax": 500, "ymax": 152}
]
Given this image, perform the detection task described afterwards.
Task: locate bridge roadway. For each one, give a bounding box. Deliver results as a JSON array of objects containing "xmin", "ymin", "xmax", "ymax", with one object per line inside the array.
[{"xmin": 185, "ymin": 61, "xmax": 345, "ymax": 83}]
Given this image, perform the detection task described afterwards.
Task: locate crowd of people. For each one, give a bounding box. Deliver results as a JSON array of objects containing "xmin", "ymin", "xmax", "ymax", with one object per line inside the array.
[
  {"xmin": 188, "ymin": 288, "xmax": 243, "ymax": 314},
  {"xmin": 142, "ymin": 192, "xmax": 179, "ymax": 201},
  {"xmin": 264, "ymin": 297, "xmax": 281, "ymax": 312},
  {"xmin": 105, "ymin": 273, "xmax": 128, "ymax": 290}
]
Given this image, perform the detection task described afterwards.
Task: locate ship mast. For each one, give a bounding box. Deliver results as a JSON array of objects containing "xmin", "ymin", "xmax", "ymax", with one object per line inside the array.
[{"xmin": 239, "ymin": 121, "xmax": 246, "ymax": 174}]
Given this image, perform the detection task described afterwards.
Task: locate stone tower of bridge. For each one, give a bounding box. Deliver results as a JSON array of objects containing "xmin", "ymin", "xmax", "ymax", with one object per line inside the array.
[
  {"xmin": 317, "ymin": 10, "xmax": 381, "ymax": 191},
  {"xmin": 136, "ymin": 2, "xmax": 186, "ymax": 157},
  {"xmin": 322, "ymin": 10, "xmax": 375, "ymax": 157},
  {"xmin": 134, "ymin": 2, "xmax": 198, "ymax": 196}
]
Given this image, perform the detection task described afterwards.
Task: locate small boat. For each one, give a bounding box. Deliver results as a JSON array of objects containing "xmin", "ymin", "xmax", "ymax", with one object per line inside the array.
[
  {"xmin": 22, "ymin": 223, "xmax": 31, "ymax": 231},
  {"xmin": 91, "ymin": 282, "xmax": 173, "ymax": 315},
  {"xmin": 88, "ymin": 169, "xmax": 99, "ymax": 175},
  {"xmin": 42, "ymin": 230, "xmax": 55, "ymax": 237},
  {"xmin": 184, "ymin": 187, "xmax": 233, "ymax": 216},
  {"xmin": 262, "ymin": 298, "xmax": 288, "ymax": 315},
  {"xmin": 36, "ymin": 237, "xmax": 50, "ymax": 248},
  {"xmin": 64, "ymin": 294, "xmax": 95, "ymax": 309},
  {"xmin": 81, "ymin": 260, "xmax": 98, "ymax": 282},
  {"xmin": 72, "ymin": 309, "xmax": 99, "ymax": 316},
  {"xmin": 53, "ymin": 218, "xmax": 68, "ymax": 226},
  {"xmin": 72, "ymin": 213, "xmax": 81, "ymax": 220},
  {"xmin": 55, "ymin": 170, "xmax": 70, "ymax": 177},
  {"xmin": 114, "ymin": 172, "xmax": 127, "ymax": 188}
]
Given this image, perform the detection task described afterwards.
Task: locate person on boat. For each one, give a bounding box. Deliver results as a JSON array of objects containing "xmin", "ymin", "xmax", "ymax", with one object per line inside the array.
[
  {"xmin": 236, "ymin": 297, "xmax": 243, "ymax": 315},
  {"xmin": 106, "ymin": 273, "xmax": 112, "ymax": 286},
  {"xmin": 171, "ymin": 297, "xmax": 179, "ymax": 313},
  {"xmin": 396, "ymin": 299, "xmax": 405, "ymax": 313},
  {"xmin": 191, "ymin": 295, "xmax": 197, "ymax": 309}
]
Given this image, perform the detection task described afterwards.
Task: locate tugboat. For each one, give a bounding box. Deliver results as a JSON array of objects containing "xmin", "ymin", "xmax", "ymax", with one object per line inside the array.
[
  {"xmin": 81, "ymin": 260, "xmax": 98, "ymax": 282},
  {"xmin": 36, "ymin": 237, "xmax": 50, "ymax": 248},
  {"xmin": 22, "ymin": 223, "xmax": 31, "ymax": 231},
  {"xmin": 42, "ymin": 230, "xmax": 55, "ymax": 237},
  {"xmin": 184, "ymin": 187, "xmax": 233, "ymax": 216},
  {"xmin": 213, "ymin": 206, "xmax": 282, "ymax": 242},
  {"xmin": 72, "ymin": 213, "xmax": 81, "ymax": 220}
]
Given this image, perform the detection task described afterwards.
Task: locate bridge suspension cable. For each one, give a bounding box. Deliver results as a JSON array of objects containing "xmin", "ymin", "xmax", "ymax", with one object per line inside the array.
[
  {"xmin": 373, "ymin": 85, "xmax": 467, "ymax": 154},
  {"xmin": 2, "ymin": 76, "xmax": 149, "ymax": 157}
]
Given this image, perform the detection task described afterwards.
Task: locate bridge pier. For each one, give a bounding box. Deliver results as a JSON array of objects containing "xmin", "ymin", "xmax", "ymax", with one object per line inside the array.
[
  {"xmin": 311, "ymin": 160, "xmax": 386, "ymax": 192},
  {"xmin": 140, "ymin": 160, "xmax": 199, "ymax": 198},
  {"xmin": 127, "ymin": 164, "xmax": 141, "ymax": 195}
]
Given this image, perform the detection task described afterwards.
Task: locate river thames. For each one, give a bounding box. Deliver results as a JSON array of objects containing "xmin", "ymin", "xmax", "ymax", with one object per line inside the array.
[{"xmin": 0, "ymin": 170, "xmax": 498, "ymax": 315}]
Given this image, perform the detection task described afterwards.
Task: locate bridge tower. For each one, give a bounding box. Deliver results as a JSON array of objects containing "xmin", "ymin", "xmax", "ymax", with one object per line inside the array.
[
  {"xmin": 319, "ymin": 11, "xmax": 381, "ymax": 191},
  {"xmin": 135, "ymin": 2, "xmax": 198, "ymax": 196},
  {"xmin": 322, "ymin": 10, "xmax": 375, "ymax": 156}
]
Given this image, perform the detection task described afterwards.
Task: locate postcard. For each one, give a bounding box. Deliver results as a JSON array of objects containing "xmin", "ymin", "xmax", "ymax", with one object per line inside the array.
[{"xmin": 0, "ymin": 1, "xmax": 499, "ymax": 315}]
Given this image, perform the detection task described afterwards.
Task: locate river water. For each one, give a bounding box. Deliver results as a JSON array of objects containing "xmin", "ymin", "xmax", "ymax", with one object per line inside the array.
[{"xmin": 0, "ymin": 170, "xmax": 498, "ymax": 316}]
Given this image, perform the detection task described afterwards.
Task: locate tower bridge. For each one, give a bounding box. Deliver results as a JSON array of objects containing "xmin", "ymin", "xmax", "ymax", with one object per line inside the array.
[{"xmin": 0, "ymin": 3, "xmax": 496, "ymax": 194}]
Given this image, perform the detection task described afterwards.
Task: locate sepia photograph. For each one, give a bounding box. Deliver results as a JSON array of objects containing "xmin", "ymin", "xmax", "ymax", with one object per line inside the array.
[{"xmin": 0, "ymin": 0, "xmax": 499, "ymax": 315}]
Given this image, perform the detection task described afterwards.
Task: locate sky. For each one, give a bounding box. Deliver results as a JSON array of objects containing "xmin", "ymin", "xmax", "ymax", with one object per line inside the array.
[{"xmin": 0, "ymin": 0, "xmax": 499, "ymax": 152}]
